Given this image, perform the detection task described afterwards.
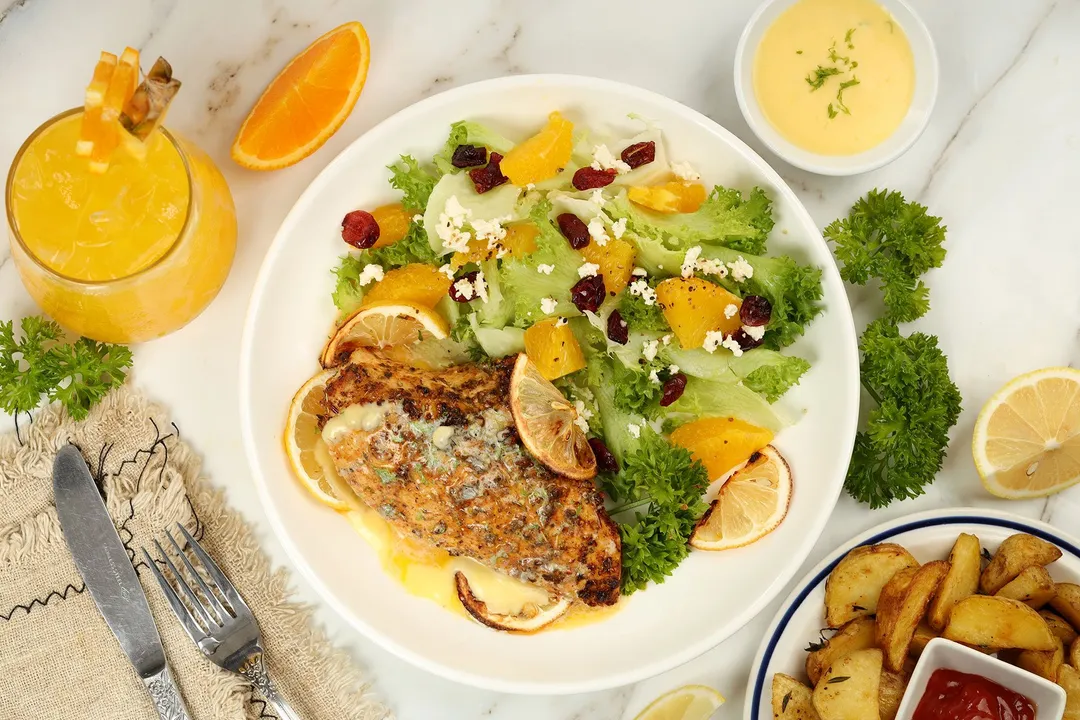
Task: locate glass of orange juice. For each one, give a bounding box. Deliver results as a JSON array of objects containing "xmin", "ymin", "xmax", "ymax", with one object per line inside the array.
[{"xmin": 5, "ymin": 104, "xmax": 237, "ymax": 344}]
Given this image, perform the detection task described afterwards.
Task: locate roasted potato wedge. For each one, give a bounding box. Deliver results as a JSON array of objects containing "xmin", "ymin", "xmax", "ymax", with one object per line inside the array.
[
  {"xmin": 1052, "ymin": 584, "xmax": 1080, "ymax": 630},
  {"xmin": 943, "ymin": 595, "xmax": 1057, "ymax": 651},
  {"xmin": 772, "ymin": 673, "xmax": 820, "ymax": 719},
  {"xmin": 996, "ymin": 565, "xmax": 1057, "ymax": 609},
  {"xmin": 1072, "ymin": 637, "xmax": 1080, "ymax": 669},
  {"xmin": 909, "ymin": 622, "xmax": 940, "ymax": 659},
  {"xmin": 877, "ymin": 560, "xmax": 949, "ymax": 672},
  {"xmin": 981, "ymin": 533, "xmax": 1062, "ymax": 594},
  {"xmin": 806, "ymin": 617, "xmax": 877, "ymax": 686},
  {"xmin": 812, "ymin": 649, "xmax": 882, "ymax": 720},
  {"xmin": 928, "ymin": 533, "xmax": 981, "ymax": 631},
  {"xmin": 1016, "ymin": 640, "xmax": 1064, "ymax": 682},
  {"xmin": 825, "ymin": 544, "xmax": 919, "ymax": 628},
  {"xmin": 1042, "ymin": 610, "xmax": 1079, "ymax": 645},
  {"xmin": 878, "ymin": 669, "xmax": 907, "ymax": 720},
  {"xmin": 1059, "ymin": 664, "xmax": 1080, "ymax": 720}
]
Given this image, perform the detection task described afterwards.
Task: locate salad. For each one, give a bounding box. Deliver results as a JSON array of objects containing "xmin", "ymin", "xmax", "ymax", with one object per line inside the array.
[{"xmin": 326, "ymin": 111, "xmax": 824, "ymax": 595}]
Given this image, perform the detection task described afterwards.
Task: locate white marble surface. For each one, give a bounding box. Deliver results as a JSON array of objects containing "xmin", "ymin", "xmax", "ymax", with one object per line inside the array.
[{"xmin": 2, "ymin": 0, "xmax": 1080, "ymax": 717}]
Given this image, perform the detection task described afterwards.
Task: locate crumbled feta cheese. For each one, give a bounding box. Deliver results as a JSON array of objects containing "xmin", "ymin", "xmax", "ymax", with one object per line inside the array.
[
  {"xmin": 649, "ymin": 369, "xmax": 662, "ymax": 384},
  {"xmin": 412, "ymin": 214, "xmax": 423, "ymax": 224},
  {"xmin": 724, "ymin": 303, "xmax": 738, "ymax": 319},
  {"xmin": 525, "ymin": 183, "xmax": 535, "ymax": 191},
  {"xmin": 668, "ymin": 364, "xmax": 680, "ymax": 375},
  {"xmin": 681, "ymin": 246, "xmax": 702, "ymax": 278},
  {"xmin": 438, "ymin": 264, "xmax": 455, "ymax": 279},
  {"xmin": 540, "ymin": 297, "xmax": 558, "ymax": 315},
  {"xmin": 628, "ymin": 279, "xmax": 657, "ymax": 306},
  {"xmin": 721, "ymin": 335, "xmax": 744, "ymax": 356},
  {"xmin": 627, "ymin": 423, "xmax": 641, "ymax": 439},
  {"xmin": 536, "ymin": 263, "xmax": 555, "ymax": 275},
  {"xmin": 588, "ymin": 189, "xmax": 607, "ymax": 214},
  {"xmin": 661, "ymin": 334, "xmax": 672, "ymax": 346},
  {"xmin": 572, "ymin": 399, "xmax": 594, "ymax": 433},
  {"xmin": 642, "ymin": 339, "xmax": 659, "ymax": 362},
  {"xmin": 472, "ymin": 215, "xmax": 510, "ymax": 247},
  {"xmin": 473, "ymin": 270, "xmax": 489, "ymax": 303},
  {"xmin": 436, "ymin": 195, "xmax": 473, "ymax": 253},
  {"xmin": 587, "ymin": 216, "xmax": 609, "ymax": 246},
  {"xmin": 590, "ymin": 144, "xmax": 632, "ymax": 174},
  {"xmin": 742, "ymin": 324, "xmax": 766, "ymax": 341},
  {"xmin": 573, "ymin": 415, "xmax": 590, "ymax": 433},
  {"xmin": 578, "ymin": 262, "xmax": 601, "ymax": 278},
  {"xmin": 611, "ymin": 217, "xmax": 627, "ymax": 239},
  {"xmin": 357, "ymin": 264, "xmax": 384, "ymax": 286},
  {"xmin": 453, "ymin": 278, "xmax": 475, "ymax": 301},
  {"xmin": 631, "ymin": 267, "xmax": 649, "ymax": 277},
  {"xmin": 728, "ymin": 256, "xmax": 754, "ymax": 282},
  {"xmin": 696, "ymin": 257, "xmax": 728, "ymax": 277},
  {"xmin": 671, "ymin": 161, "xmax": 701, "ymax": 182},
  {"xmin": 703, "ymin": 330, "xmax": 726, "ymax": 354}
]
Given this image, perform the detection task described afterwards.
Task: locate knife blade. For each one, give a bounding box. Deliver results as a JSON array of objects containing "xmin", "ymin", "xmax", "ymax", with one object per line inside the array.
[{"xmin": 53, "ymin": 445, "xmax": 191, "ymax": 719}]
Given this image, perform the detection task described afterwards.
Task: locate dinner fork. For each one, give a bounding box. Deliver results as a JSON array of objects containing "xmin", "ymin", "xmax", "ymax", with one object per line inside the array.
[{"xmin": 142, "ymin": 524, "xmax": 300, "ymax": 720}]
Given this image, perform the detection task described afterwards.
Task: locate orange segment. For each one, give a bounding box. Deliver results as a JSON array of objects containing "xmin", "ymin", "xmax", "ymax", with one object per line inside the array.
[
  {"xmin": 231, "ymin": 21, "xmax": 370, "ymax": 170},
  {"xmin": 580, "ymin": 238, "xmax": 636, "ymax": 296},
  {"xmin": 451, "ymin": 223, "xmax": 539, "ymax": 268},
  {"xmin": 361, "ymin": 264, "xmax": 452, "ymax": 308},
  {"xmin": 669, "ymin": 416, "xmax": 773, "ymax": 481},
  {"xmin": 628, "ymin": 181, "xmax": 707, "ymax": 214},
  {"xmin": 371, "ymin": 203, "xmax": 411, "ymax": 249},
  {"xmin": 77, "ymin": 51, "xmax": 118, "ymax": 157},
  {"xmin": 509, "ymin": 353, "xmax": 596, "ymax": 480},
  {"xmin": 690, "ymin": 445, "xmax": 791, "ymax": 550},
  {"xmin": 974, "ymin": 368, "xmax": 1080, "ymax": 499},
  {"xmin": 500, "ymin": 111, "xmax": 574, "ymax": 186},
  {"xmin": 320, "ymin": 301, "xmax": 449, "ymax": 367},
  {"xmin": 655, "ymin": 278, "xmax": 742, "ymax": 349},
  {"xmin": 523, "ymin": 317, "xmax": 586, "ymax": 381},
  {"xmin": 84, "ymin": 47, "xmax": 139, "ymax": 173}
]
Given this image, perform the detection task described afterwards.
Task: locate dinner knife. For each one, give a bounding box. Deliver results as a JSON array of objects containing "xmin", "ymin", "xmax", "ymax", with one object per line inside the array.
[{"xmin": 53, "ymin": 445, "xmax": 192, "ymax": 720}]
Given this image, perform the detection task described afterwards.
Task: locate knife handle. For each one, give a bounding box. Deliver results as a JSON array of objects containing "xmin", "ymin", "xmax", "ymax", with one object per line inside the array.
[{"xmin": 144, "ymin": 664, "xmax": 192, "ymax": 720}]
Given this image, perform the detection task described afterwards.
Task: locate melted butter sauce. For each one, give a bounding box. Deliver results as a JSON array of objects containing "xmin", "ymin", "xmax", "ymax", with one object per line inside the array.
[
  {"xmin": 753, "ymin": 0, "xmax": 915, "ymax": 155},
  {"xmin": 316, "ymin": 406, "xmax": 620, "ymax": 630}
]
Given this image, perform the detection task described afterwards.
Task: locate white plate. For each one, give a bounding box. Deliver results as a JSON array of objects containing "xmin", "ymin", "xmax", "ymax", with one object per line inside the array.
[
  {"xmin": 745, "ymin": 508, "xmax": 1080, "ymax": 718},
  {"xmin": 239, "ymin": 74, "xmax": 860, "ymax": 694}
]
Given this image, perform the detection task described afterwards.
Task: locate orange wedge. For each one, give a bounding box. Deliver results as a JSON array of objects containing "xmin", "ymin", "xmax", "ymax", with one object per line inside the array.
[
  {"xmin": 76, "ymin": 51, "xmax": 118, "ymax": 157},
  {"xmin": 87, "ymin": 47, "xmax": 140, "ymax": 173},
  {"xmin": 231, "ymin": 21, "xmax": 370, "ymax": 170}
]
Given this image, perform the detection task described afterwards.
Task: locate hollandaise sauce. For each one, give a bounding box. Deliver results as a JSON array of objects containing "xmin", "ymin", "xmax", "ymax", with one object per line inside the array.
[
  {"xmin": 316, "ymin": 409, "xmax": 618, "ymax": 631},
  {"xmin": 753, "ymin": 0, "xmax": 915, "ymax": 155}
]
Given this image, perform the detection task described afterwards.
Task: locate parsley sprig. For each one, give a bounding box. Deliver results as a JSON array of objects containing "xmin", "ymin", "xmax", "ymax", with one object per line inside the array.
[{"xmin": 0, "ymin": 316, "xmax": 132, "ymax": 421}]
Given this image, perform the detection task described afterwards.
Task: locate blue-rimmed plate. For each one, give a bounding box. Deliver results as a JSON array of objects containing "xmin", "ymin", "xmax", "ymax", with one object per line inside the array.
[{"xmin": 744, "ymin": 508, "xmax": 1080, "ymax": 718}]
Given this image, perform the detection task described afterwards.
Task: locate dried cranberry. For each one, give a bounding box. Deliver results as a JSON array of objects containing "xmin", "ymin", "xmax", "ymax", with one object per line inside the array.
[
  {"xmin": 733, "ymin": 328, "xmax": 764, "ymax": 351},
  {"xmin": 659, "ymin": 373, "xmax": 688, "ymax": 407},
  {"xmin": 588, "ymin": 437, "xmax": 619, "ymax": 473},
  {"xmin": 557, "ymin": 213, "xmax": 590, "ymax": 249},
  {"xmin": 740, "ymin": 295, "xmax": 772, "ymax": 326},
  {"xmin": 452, "ymin": 144, "xmax": 487, "ymax": 168},
  {"xmin": 341, "ymin": 210, "xmax": 380, "ymax": 249},
  {"xmin": 606, "ymin": 309, "xmax": 629, "ymax": 345},
  {"xmin": 448, "ymin": 270, "xmax": 479, "ymax": 303},
  {"xmin": 468, "ymin": 152, "xmax": 508, "ymax": 194},
  {"xmin": 621, "ymin": 141, "xmax": 656, "ymax": 169},
  {"xmin": 572, "ymin": 167, "xmax": 617, "ymax": 191},
  {"xmin": 570, "ymin": 274, "xmax": 606, "ymax": 313}
]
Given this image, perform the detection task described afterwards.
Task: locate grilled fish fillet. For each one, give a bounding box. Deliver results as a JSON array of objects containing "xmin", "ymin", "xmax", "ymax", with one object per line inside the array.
[{"xmin": 319, "ymin": 348, "xmax": 621, "ymax": 606}]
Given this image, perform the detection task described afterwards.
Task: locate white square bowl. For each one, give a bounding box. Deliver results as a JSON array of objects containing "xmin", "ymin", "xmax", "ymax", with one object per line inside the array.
[{"xmin": 896, "ymin": 638, "xmax": 1066, "ymax": 720}]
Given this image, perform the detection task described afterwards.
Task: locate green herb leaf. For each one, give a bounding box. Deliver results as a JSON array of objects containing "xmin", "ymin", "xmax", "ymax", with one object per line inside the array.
[
  {"xmin": 387, "ymin": 155, "xmax": 440, "ymax": 213},
  {"xmin": 806, "ymin": 65, "xmax": 843, "ymax": 90},
  {"xmin": 845, "ymin": 27, "xmax": 856, "ymax": 49}
]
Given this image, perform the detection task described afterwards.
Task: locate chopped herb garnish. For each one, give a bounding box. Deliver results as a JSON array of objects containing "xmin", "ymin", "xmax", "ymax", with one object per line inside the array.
[
  {"xmin": 827, "ymin": 103, "xmax": 839, "ymax": 119},
  {"xmin": 806, "ymin": 65, "xmax": 843, "ymax": 90},
  {"xmin": 796, "ymin": 49, "xmax": 803, "ymax": 55},
  {"xmin": 845, "ymin": 27, "xmax": 856, "ymax": 49},
  {"xmin": 782, "ymin": 693, "xmax": 792, "ymax": 712},
  {"xmin": 827, "ymin": 676, "xmax": 851, "ymax": 684},
  {"xmin": 836, "ymin": 76, "xmax": 861, "ymax": 115}
]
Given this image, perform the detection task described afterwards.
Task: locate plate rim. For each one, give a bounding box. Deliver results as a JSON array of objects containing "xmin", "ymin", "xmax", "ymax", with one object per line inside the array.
[
  {"xmin": 238, "ymin": 72, "xmax": 861, "ymax": 694},
  {"xmin": 743, "ymin": 507, "xmax": 1080, "ymax": 718}
]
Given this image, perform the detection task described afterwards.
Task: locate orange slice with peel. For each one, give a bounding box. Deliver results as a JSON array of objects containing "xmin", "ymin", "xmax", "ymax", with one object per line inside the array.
[
  {"xmin": 320, "ymin": 301, "xmax": 449, "ymax": 368},
  {"xmin": 231, "ymin": 21, "xmax": 370, "ymax": 170},
  {"xmin": 87, "ymin": 47, "xmax": 140, "ymax": 173},
  {"xmin": 509, "ymin": 353, "xmax": 596, "ymax": 481},
  {"xmin": 77, "ymin": 51, "xmax": 118, "ymax": 157},
  {"xmin": 284, "ymin": 369, "xmax": 349, "ymax": 510},
  {"xmin": 690, "ymin": 445, "xmax": 791, "ymax": 551}
]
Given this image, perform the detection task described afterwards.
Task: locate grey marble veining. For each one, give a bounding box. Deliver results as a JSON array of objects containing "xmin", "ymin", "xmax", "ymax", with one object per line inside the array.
[{"xmin": 2, "ymin": 1, "xmax": 1080, "ymax": 718}]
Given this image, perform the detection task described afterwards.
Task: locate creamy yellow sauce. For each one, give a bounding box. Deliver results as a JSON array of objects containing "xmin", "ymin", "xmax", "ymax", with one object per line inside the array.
[
  {"xmin": 753, "ymin": 0, "xmax": 915, "ymax": 155},
  {"xmin": 315, "ymin": 408, "xmax": 619, "ymax": 630}
]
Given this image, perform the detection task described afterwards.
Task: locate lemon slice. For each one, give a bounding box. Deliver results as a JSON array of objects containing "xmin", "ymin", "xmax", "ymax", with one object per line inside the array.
[
  {"xmin": 634, "ymin": 685, "xmax": 726, "ymax": 720},
  {"xmin": 320, "ymin": 301, "xmax": 449, "ymax": 367},
  {"xmin": 509, "ymin": 353, "xmax": 596, "ymax": 481},
  {"xmin": 973, "ymin": 367, "xmax": 1080, "ymax": 499},
  {"xmin": 690, "ymin": 445, "xmax": 791, "ymax": 551},
  {"xmin": 284, "ymin": 369, "xmax": 348, "ymax": 510}
]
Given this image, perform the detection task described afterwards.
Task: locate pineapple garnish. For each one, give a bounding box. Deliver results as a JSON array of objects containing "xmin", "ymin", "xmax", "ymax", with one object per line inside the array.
[{"xmin": 121, "ymin": 57, "xmax": 181, "ymax": 140}]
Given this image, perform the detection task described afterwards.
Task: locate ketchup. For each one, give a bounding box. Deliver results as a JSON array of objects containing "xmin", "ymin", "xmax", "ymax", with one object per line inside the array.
[{"xmin": 913, "ymin": 668, "xmax": 1036, "ymax": 720}]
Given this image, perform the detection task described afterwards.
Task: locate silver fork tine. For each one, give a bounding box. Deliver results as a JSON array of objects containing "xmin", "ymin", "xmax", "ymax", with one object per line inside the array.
[
  {"xmin": 176, "ymin": 523, "xmax": 251, "ymax": 619},
  {"xmin": 152, "ymin": 538, "xmax": 217, "ymax": 630},
  {"xmin": 142, "ymin": 546, "xmax": 209, "ymax": 644},
  {"xmin": 165, "ymin": 527, "xmax": 230, "ymax": 623}
]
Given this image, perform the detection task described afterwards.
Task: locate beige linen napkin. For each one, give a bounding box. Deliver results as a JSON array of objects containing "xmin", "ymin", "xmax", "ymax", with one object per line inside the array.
[{"xmin": 0, "ymin": 387, "xmax": 390, "ymax": 720}]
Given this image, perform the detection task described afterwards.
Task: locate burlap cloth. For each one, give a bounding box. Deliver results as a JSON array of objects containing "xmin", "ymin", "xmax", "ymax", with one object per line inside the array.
[{"xmin": 0, "ymin": 387, "xmax": 391, "ymax": 720}]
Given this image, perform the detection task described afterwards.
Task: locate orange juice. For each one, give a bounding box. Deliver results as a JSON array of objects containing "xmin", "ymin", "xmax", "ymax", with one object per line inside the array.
[{"xmin": 6, "ymin": 108, "xmax": 237, "ymax": 343}]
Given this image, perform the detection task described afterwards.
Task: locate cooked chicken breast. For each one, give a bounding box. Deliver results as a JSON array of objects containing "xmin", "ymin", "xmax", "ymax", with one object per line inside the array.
[{"xmin": 319, "ymin": 348, "xmax": 621, "ymax": 606}]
